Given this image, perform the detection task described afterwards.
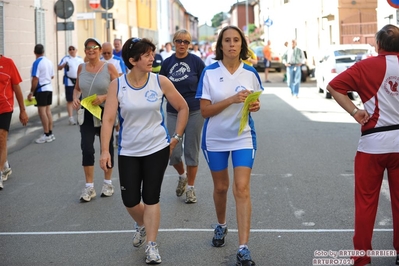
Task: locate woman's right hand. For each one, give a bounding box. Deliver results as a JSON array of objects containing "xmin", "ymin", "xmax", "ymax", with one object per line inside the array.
[
  {"xmin": 72, "ymin": 98, "xmax": 81, "ymax": 110},
  {"xmin": 100, "ymin": 151, "xmax": 111, "ymax": 172},
  {"xmin": 169, "ymin": 138, "xmax": 178, "ymax": 157}
]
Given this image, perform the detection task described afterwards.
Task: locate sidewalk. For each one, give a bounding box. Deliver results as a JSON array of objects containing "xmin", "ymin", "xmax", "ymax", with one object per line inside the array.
[{"xmin": 7, "ymin": 104, "xmax": 70, "ymax": 154}]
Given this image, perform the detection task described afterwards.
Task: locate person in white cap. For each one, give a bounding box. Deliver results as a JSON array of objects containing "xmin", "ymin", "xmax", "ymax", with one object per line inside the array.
[
  {"xmin": 58, "ymin": 45, "xmax": 84, "ymax": 125},
  {"xmin": 72, "ymin": 37, "xmax": 119, "ymax": 203}
]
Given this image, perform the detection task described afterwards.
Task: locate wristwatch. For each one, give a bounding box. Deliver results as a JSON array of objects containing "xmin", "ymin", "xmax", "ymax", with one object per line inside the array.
[{"xmin": 172, "ymin": 133, "xmax": 183, "ymax": 142}]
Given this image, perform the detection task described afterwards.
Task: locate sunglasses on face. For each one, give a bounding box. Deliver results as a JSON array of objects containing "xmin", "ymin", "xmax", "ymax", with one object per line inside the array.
[
  {"xmin": 175, "ymin": 39, "xmax": 190, "ymax": 45},
  {"xmin": 69, "ymin": 48, "xmax": 75, "ymax": 51},
  {"xmin": 85, "ymin": 45, "xmax": 100, "ymax": 51},
  {"xmin": 102, "ymin": 52, "xmax": 112, "ymax": 55}
]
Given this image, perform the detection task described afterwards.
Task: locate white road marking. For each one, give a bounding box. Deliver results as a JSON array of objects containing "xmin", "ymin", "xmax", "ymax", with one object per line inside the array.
[{"xmin": 0, "ymin": 228, "xmax": 392, "ymax": 236}]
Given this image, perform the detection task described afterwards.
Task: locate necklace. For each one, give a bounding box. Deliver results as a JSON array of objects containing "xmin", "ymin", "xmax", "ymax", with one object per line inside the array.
[{"xmin": 128, "ymin": 73, "xmax": 148, "ymax": 88}]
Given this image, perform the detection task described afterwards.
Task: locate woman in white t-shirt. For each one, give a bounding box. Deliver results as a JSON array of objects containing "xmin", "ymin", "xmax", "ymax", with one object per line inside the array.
[{"xmin": 196, "ymin": 25, "xmax": 263, "ymax": 266}]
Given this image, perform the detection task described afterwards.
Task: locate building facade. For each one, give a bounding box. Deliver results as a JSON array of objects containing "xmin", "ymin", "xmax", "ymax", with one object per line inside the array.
[
  {"xmin": 259, "ymin": 0, "xmax": 381, "ymax": 70},
  {"xmin": 2, "ymin": 0, "xmax": 198, "ymax": 125}
]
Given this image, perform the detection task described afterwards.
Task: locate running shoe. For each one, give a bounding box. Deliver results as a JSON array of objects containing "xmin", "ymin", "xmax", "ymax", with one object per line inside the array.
[
  {"xmin": 69, "ymin": 117, "xmax": 77, "ymax": 125},
  {"xmin": 212, "ymin": 224, "xmax": 228, "ymax": 247},
  {"xmin": 100, "ymin": 183, "xmax": 114, "ymax": 197},
  {"xmin": 80, "ymin": 186, "xmax": 96, "ymax": 202},
  {"xmin": 133, "ymin": 223, "xmax": 147, "ymax": 248},
  {"xmin": 145, "ymin": 241, "xmax": 161, "ymax": 264},
  {"xmin": 175, "ymin": 176, "xmax": 187, "ymax": 197},
  {"xmin": 2, "ymin": 167, "xmax": 12, "ymax": 181},
  {"xmin": 236, "ymin": 247, "xmax": 256, "ymax": 266},
  {"xmin": 0, "ymin": 176, "xmax": 3, "ymax": 190},
  {"xmin": 396, "ymin": 253, "xmax": 399, "ymax": 265},
  {"xmin": 185, "ymin": 187, "xmax": 197, "ymax": 204},
  {"xmin": 35, "ymin": 134, "xmax": 53, "ymax": 144}
]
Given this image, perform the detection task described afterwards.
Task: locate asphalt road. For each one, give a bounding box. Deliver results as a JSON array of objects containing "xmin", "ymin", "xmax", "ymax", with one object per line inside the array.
[{"xmin": 0, "ymin": 73, "xmax": 396, "ymax": 266}]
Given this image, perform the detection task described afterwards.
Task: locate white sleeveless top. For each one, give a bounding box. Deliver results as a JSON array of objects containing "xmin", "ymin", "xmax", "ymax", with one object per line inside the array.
[{"xmin": 117, "ymin": 73, "xmax": 169, "ymax": 156}]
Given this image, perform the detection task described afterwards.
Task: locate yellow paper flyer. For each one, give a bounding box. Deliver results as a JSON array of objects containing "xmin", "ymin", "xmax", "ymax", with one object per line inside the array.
[
  {"xmin": 24, "ymin": 98, "xmax": 37, "ymax": 106},
  {"xmin": 80, "ymin": 94, "xmax": 102, "ymax": 120},
  {"xmin": 238, "ymin": 91, "xmax": 262, "ymax": 135}
]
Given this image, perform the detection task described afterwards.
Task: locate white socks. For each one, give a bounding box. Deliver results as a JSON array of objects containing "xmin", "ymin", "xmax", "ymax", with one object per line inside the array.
[{"xmin": 179, "ymin": 172, "xmax": 187, "ymax": 179}]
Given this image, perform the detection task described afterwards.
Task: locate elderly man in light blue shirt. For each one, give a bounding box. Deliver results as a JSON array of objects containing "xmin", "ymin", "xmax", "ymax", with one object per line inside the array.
[{"xmin": 282, "ymin": 39, "xmax": 305, "ymax": 98}]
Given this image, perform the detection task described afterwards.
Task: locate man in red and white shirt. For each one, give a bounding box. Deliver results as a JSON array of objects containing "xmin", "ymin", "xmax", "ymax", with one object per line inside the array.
[
  {"xmin": 327, "ymin": 24, "xmax": 399, "ymax": 266},
  {"xmin": 0, "ymin": 55, "xmax": 29, "ymax": 189}
]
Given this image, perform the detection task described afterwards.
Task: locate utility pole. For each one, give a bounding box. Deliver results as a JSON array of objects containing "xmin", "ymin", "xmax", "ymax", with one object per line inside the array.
[
  {"xmin": 105, "ymin": 0, "xmax": 110, "ymax": 42},
  {"xmin": 245, "ymin": 0, "xmax": 249, "ymax": 35},
  {"xmin": 236, "ymin": 0, "xmax": 239, "ymax": 26}
]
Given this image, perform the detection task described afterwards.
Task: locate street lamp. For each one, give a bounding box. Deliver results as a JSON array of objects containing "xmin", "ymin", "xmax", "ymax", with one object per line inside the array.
[{"xmin": 384, "ymin": 14, "xmax": 393, "ymax": 24}]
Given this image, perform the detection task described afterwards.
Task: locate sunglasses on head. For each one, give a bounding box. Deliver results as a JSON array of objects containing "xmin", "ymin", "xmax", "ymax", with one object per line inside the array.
[
  {"xmin": 85, "ymin": 45, "xmax": 100, "ymax": 50},
  {"xmin": 175, "ymin": 39, "xmax": 190, "ymax": 45},
  {"xmin": 129, "ymin": 37, "xmax": 142, "ymax": 50}
]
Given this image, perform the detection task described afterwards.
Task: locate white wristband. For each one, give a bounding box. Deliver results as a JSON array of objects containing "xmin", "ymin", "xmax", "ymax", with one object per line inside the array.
[{"xmin": 350, "ymin": 108, "xmax": 358, "ymax": 116}]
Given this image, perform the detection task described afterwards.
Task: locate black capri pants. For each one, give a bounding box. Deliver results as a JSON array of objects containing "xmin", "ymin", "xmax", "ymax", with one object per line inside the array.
[
  {"xmin": 80, "ymin": 108, "xmax": 114, "ymax": 167},
  {"xmin": 118, "ymin": 145, "xmax": 170, "ymax": 207}
]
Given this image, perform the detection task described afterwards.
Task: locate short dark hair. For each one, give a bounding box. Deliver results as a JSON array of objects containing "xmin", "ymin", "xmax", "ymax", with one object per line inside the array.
[
  {"xmin": 34, "ymin": 44, "xmax": 44, "ymax": 55},
  {"xmin": 375, "ymin": 24, "xmax": 399, "ymax": 52},
  {"xmin": 121, "ymin": 38, "xmax": 156, "ymax": 70},
  {"xmin": 214, "ymin": 25, "xmax": 249, "ymax": 61}
]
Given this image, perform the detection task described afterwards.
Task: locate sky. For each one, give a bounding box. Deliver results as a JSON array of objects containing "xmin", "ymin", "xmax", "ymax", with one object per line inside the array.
[{"xmin": 179, "ymin": 0, "xmax": 239, "ymax": 26}]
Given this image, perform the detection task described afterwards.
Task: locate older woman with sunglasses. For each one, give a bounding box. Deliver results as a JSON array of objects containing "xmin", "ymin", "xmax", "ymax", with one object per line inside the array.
[
  {"xmin": 159, "ymin": 29, "xmax": 205, "ymax": 204},
  {"xmin": 100, "ymin": 37, "xmax": 188, "ymax": 264},
  {"xmin": 72, "ymin": 37, "xmax": 119, "ymax": 203}
]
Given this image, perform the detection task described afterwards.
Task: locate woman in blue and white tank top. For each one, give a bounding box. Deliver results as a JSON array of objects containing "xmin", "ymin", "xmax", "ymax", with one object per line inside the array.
[{"xmin": 99, "ymin": 37, "xmax": 188, "ymax": 264}]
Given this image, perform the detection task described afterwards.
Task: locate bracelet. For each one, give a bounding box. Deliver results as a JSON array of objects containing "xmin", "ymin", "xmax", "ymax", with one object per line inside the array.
[
  {"xmin": 350, "ymin": 108, "xmax": 358, "ymax": 116},
  {"xmin": 172, "ymin": 133, "xmax": 182, "ymax": 142}
]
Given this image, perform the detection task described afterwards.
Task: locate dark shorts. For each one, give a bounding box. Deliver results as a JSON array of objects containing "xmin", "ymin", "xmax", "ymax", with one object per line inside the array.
[
  {"xmin": 35, "ymin": 91, "xmax": 53, "ymax": 106},
  {"xmin": 118, "ymin": 146, "xmax": 170, "ymax": 207},
  {"xmin": 0, "ymin": 112, "xmax": 13, "ymax": 131},
  {"xmin": 65, "ymin": 86, "xmax": 74, "ymax": 102},
  {"xmin": 264, "ymin": 59, "xmax": 271, "ymax": 68}
]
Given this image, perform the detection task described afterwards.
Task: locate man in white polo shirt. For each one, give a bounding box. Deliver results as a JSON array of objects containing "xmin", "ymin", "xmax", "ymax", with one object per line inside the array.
[
  {"xmin": 58, "ymin": 45, "xmax": 84, "ymax": 125},
  {"xmin": 101, "ymin": 42, "xmax": 126, "ymax": 143},
  {"xmin": 27, "ymin": 44, "xmax": 55, "ymax": 144},
  {"xmin": 101, "ymin": 42, "xmax": 126, "ymax": 76}
]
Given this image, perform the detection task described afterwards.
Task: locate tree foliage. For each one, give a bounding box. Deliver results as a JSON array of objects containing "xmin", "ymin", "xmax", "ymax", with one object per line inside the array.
[
  {"xmin": 211, "ymin": 12, "xmax": 228, "ymax": 28},
  {"xmin": 248, "ymin": 24, "xmax": 256, "ymax": 34}
]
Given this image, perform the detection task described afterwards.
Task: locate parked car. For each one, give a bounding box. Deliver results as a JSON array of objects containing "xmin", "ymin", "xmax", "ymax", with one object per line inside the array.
[
  {"xmin": 252, "ymin": 46, "xmax": 284, "ymax": 72},
  {"xmin": 248, "ymin": 41, "xmax": 284, "ymax": 72},
  {"xmin": 300, "ymin": 51, "xmax": 316, "ymax": 82},
  {"xmin": 315, "ymin": 44, "xmax": 376, "ymax": 99}
]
